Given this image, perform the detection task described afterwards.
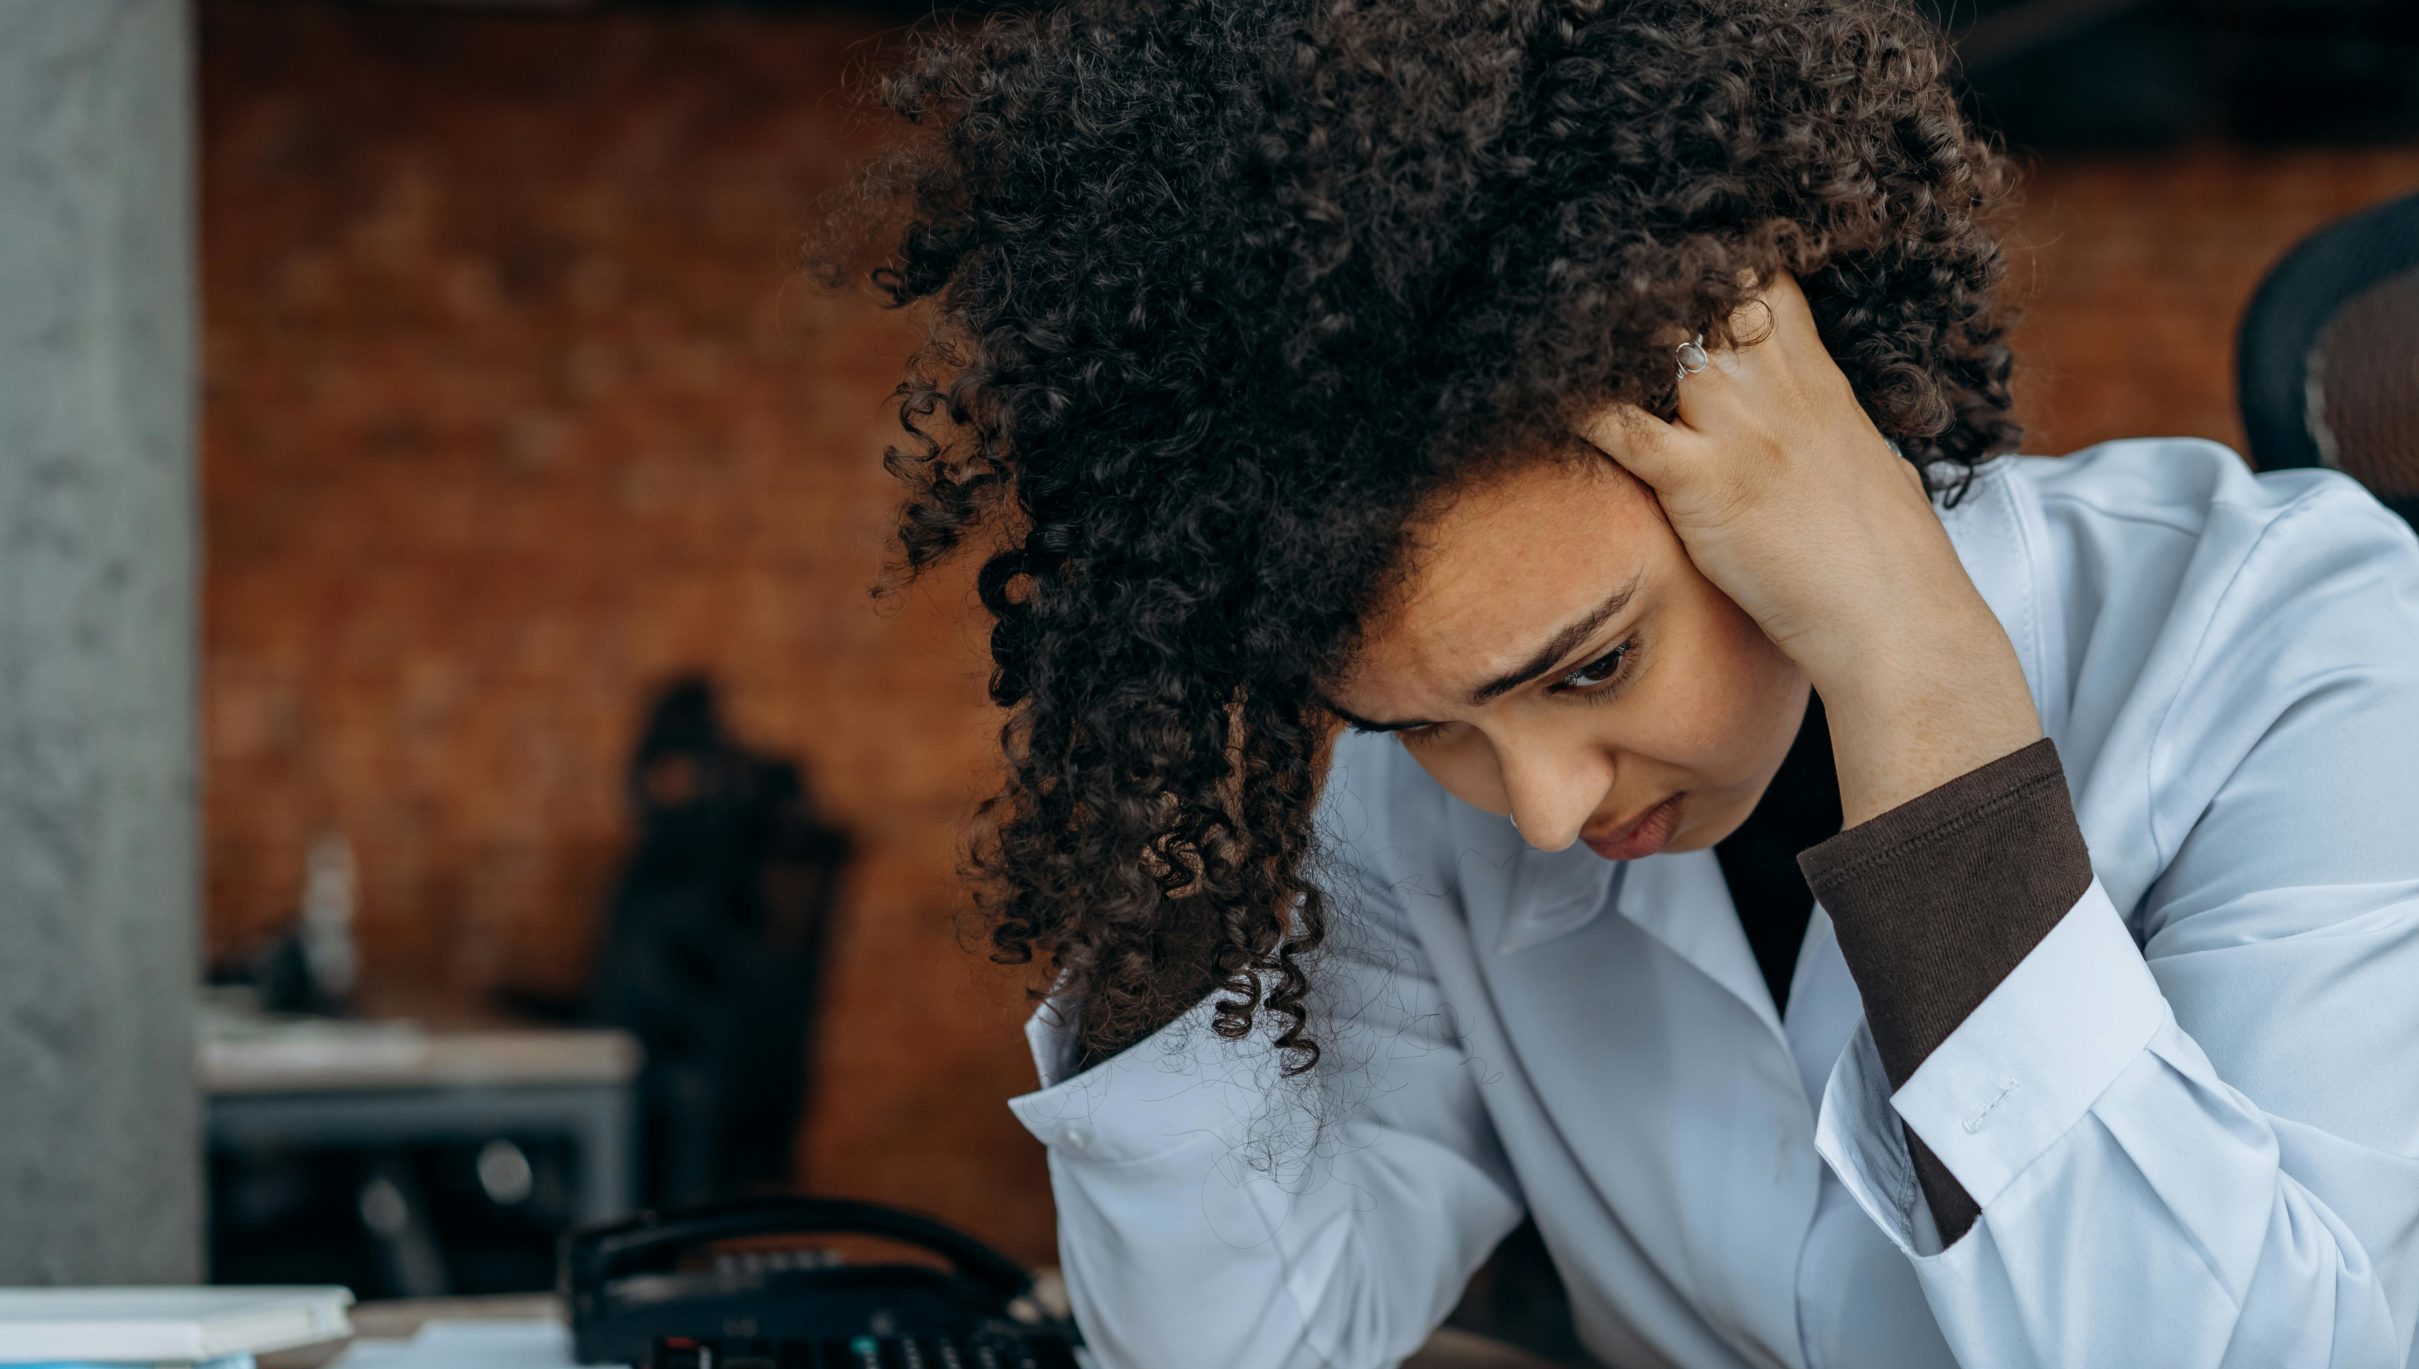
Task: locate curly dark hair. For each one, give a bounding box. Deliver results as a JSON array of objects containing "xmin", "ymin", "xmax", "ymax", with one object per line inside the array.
[{"xmin": 825, "ymin": 0, "xmax": 2022, "ymax": 1077}]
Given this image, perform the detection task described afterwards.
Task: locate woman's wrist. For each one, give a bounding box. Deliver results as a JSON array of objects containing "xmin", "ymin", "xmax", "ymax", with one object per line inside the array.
[{"xmin": 1809, "ymin": 612, "xmax": 2045, "ymax": 830}]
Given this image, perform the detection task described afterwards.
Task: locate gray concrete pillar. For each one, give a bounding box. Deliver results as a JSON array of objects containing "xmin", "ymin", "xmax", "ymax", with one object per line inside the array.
[{"xmin": 0, "ymin": 0, "xmax": 202, "ymax": 1282}]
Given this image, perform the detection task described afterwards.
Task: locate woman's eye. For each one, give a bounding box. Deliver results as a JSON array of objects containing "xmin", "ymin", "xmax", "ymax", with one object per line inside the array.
[
  {"xmin": 1367, "ymin": 634, "xmax": 1643, "ymax": 749},
  {"xmin": 1554, "ymin": 637, "xmax": 1640, "ymax": 694}
]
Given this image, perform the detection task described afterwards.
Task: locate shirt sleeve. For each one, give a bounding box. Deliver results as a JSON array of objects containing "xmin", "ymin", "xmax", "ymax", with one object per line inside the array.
[
  {"xmin": 1802, "ymin": 477, "xmax": 2419, "ymax": 1368},
  {"xmin": 1795, "ymin": 734, "xmax": 2093, "ymax": 1241},
  {"xmin": 1003, "ymin": 735, "xmax": 1527, "ymax": 1369}
]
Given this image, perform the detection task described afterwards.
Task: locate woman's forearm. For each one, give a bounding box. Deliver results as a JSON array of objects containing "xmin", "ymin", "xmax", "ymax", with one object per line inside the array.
[
  {"xmin": 1793, "ymin": 605, "xmax": 2077, "ymax": 1243},
  {"xmin": 1808, "ymin": 606, "xmax": 2045, "ymax": 830}
]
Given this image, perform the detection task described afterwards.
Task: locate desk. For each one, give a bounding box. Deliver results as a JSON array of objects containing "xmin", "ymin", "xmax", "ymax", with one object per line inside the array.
[
  {"xmin": 204, "ymin": 1003, "xmax": 643, "ymax": 1296},
  {"xmin": 204, "ymin": 1020, "xmax": 642, "ymax": 1225},
  {"xmin": 302, "ymin": 1295, "xmax": 1569, "ymax": 1369}
]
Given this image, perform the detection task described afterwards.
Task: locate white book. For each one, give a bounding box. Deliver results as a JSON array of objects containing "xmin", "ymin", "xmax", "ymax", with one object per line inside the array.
[{"xmin": 0, "ymin": 1287, "xmax": 352, "ymax": 1362}]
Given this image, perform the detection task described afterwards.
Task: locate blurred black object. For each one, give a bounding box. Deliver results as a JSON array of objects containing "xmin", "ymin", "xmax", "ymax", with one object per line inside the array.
[
  {"xmin": 206, "ymin": 831, "xmax": 361, "ymax": 1016},
  {"xmin": 562, "ymin": 1195, "xmax": 1080, "ymax": 1368},
  {"xmin": 324, "ymin": 0, "xmax": 2419, "ymax": 149},
  {"xmin": 588, "ymin": 676, "xmax": 856, "ymax": 1208},
  {"xmin": 208, "ymin": 931, "xmax": 332, "ymax": 1015},
  {"xmin": 1443, "ymin": 1217, "xmax": 1594, "ymax": 1366},
  {"xmin": 1919, "ymin": 0, "xmax": 2419, "ymax": 148},
  {"xmin": 2237, "ymin": 189, "xmax": 2419, "ymax": 526},
  {"xmin": 212, "ymin": 1134, "xmax": 582, "ymax": 1296}
]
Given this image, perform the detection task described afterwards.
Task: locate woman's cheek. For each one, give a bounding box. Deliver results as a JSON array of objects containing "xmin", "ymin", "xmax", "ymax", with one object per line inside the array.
[{"xmin": 1645, "ymin": 609, "xmax": 1802, "ymax": 781}]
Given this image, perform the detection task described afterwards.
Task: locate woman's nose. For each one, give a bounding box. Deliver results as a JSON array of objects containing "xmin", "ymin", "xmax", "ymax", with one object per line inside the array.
[{"xmin": 1500, "ymin": 741, "xmax": 1613, "ymax": 853}]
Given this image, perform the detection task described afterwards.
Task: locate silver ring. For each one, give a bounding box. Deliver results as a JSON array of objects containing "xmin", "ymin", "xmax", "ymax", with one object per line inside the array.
[{"xmin": 1674, "ymin": 333, "xmax": 1710, "ymax": 382}]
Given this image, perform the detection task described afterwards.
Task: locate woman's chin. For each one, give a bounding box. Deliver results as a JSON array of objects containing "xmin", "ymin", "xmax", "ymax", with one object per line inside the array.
[{"xmin": 1655, "ymin": 803, "xmax": 1733, "ymax": 853}]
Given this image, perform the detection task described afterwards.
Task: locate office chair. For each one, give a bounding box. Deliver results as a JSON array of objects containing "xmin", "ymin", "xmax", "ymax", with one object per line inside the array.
[
  {"xmin": 2236, "ymin": 188, "xmax": 2419, "ymax": 531},
  {"xmin": 591, "ymin": 676, "xmax": 856, "ymax": 1208}
]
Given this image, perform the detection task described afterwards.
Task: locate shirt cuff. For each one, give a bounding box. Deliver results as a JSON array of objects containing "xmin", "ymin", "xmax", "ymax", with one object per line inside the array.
[
  {"xmin": 1004, "ymin": 977, "xmax": 1284, "ymax": 1166},
  {"xmin": 1814, "ymin": 875, "xmax": 2167, "ymax": 1258},
  {"xmin": 1796, "ymin": 735, "xmax": 2096, "ymax": 1240},
  {"xmin": 1797, "ymin": 735, "xmax": 2093, "ymax": 1084}
]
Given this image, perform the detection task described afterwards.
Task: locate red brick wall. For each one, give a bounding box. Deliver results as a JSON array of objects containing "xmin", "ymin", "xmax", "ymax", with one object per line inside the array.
[
  {"xmin": 199, "ymin": 0, "xmax": 1050, "ymax": 1257},
  {"xmin": 2003, "ymin": 143, "xmax": 2419, "ymax": 455},
  {"xmin": 197, "ymin": 0, "xmax": 2419, "ymax": 1265}
]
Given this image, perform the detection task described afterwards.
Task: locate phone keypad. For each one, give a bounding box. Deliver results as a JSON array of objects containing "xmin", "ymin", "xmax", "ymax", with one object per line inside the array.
[{"xmin": 651, "ymin": 1335, "xmax": 1076, "ymax": 1369}]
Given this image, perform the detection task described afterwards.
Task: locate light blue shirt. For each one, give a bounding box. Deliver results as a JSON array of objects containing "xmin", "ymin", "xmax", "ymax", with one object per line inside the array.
[{"xmin": 1006, "ymin": 437, "xmax": 2419, "ymax": 1368}]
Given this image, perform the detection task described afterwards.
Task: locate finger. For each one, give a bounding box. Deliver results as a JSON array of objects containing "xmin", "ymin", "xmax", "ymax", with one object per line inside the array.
[
  {"xmin": 1672, "ymin": 266, "xmax": 1823, "ymax": 431},
  {"xmin": 1739, "ymin": 265, "xmax": 1818, "ymax": 349},
  {"xmin": 1671, "ymin": 328, "xmax": 1753, "ymax": 434},
  {"xmin": 1658, "ymin": 267, "xmax": 1783, "ymax": 432},
  {"xmin": 1574, "ymin": 398, "xmax": 1703, "ymax": 495}
]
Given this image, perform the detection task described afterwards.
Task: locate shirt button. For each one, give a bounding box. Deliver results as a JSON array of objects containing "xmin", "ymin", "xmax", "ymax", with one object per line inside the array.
[{"xmin": 1063, "ymin": 1126, "xmax": 1090, "ymax": 1152}]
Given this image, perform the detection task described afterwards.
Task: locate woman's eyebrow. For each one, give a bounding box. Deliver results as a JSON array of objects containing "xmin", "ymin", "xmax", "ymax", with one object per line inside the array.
[
  {"xmin": 1466, "ymin": 568, "xmax": 1644, "ymax": 705},
  {"xmin": 1320, "ymin": 568, "xmax": 1646, "ymax": 732}
]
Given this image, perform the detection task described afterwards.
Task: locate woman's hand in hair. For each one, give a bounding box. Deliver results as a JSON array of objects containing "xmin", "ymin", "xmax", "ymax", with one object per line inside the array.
[
  {"xmin": 1575, "ymin": 265, "xmax": 2042, "ymax": 822},
  {"xmin": 1575, "ymin": 267, "xmax": 2001, "ymax": 705}
]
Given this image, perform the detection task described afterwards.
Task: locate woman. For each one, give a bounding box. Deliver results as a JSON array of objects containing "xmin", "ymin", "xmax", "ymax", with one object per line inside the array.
[{"xmin": 832, "ymin": 0, "xmax": 2419, "ymax": 1364}]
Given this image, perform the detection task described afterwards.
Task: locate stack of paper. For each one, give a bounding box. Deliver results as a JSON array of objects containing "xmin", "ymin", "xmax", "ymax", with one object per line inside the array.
[
  {"xmin": 0, "ymin": 1287, "xmax": 353, "ymax": 1368},
  {"xmin": 331, "ymin": 1320, "xmax": 578, "ymax": 1369}
]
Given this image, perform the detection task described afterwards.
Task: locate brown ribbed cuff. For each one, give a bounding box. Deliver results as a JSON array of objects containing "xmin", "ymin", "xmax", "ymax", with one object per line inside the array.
[{"xmin": 1797, "ymin": 735, "xmax": 2094, "ymax": 1243}]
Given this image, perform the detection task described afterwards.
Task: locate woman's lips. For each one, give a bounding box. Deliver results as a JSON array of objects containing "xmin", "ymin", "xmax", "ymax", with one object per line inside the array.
[{"xmin": 1583, "ymin": 793, "xmax": 1683, "ymax": 861}]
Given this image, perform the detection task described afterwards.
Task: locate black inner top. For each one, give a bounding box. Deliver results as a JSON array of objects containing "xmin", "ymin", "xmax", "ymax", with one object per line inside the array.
[{"xmin": 1710, "ymin": 688, "xmax": 1843, "ymax": 1015}]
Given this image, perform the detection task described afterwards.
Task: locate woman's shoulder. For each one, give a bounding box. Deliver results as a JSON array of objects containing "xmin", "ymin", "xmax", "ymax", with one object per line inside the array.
[
  {"xmin": 1999, "ymin": 435, "xmax": 2419, "ymax": 644},
  {"xmin": 2004, "ymin": 434, "xmax": 2395, "ymax": 536},
  {"xmin": 1996, "ymin": 433, "xmax": 2418, "ymax": 697},
  {"xmin": 1937, "ymin": 438, "xmax": 2402, "ymax": 685},
  {"xmin": 1999, "ymin": 436, "xmax": 2419, "ymax": 890}
]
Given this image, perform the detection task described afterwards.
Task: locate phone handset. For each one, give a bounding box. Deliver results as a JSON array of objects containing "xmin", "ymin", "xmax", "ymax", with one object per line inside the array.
[{"xmin": 565, "ymin": 1193, "xmax": 1036, "ymax": 1304}]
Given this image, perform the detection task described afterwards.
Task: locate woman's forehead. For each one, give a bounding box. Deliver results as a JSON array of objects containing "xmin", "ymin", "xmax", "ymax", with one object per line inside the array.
[{"xmin": 1337, "ymin": 454, "xmax": 1666, "ymax": 707}]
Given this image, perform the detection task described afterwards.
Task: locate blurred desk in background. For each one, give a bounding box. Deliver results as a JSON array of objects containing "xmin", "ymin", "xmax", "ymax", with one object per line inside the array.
[
  {"xmin": 281, "ymin": 1296, "xmax": 1566, "ymax": 1369},
  {"xmin": 203, "ymin": 996, "xmax": 642, "ymax": 1299}
]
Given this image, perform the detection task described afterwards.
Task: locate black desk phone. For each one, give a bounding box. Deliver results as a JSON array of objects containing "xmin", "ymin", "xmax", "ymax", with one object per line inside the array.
[{"xmin": 562, "ymin": 1195, "xmax": 1085, "ymax": 1369}]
